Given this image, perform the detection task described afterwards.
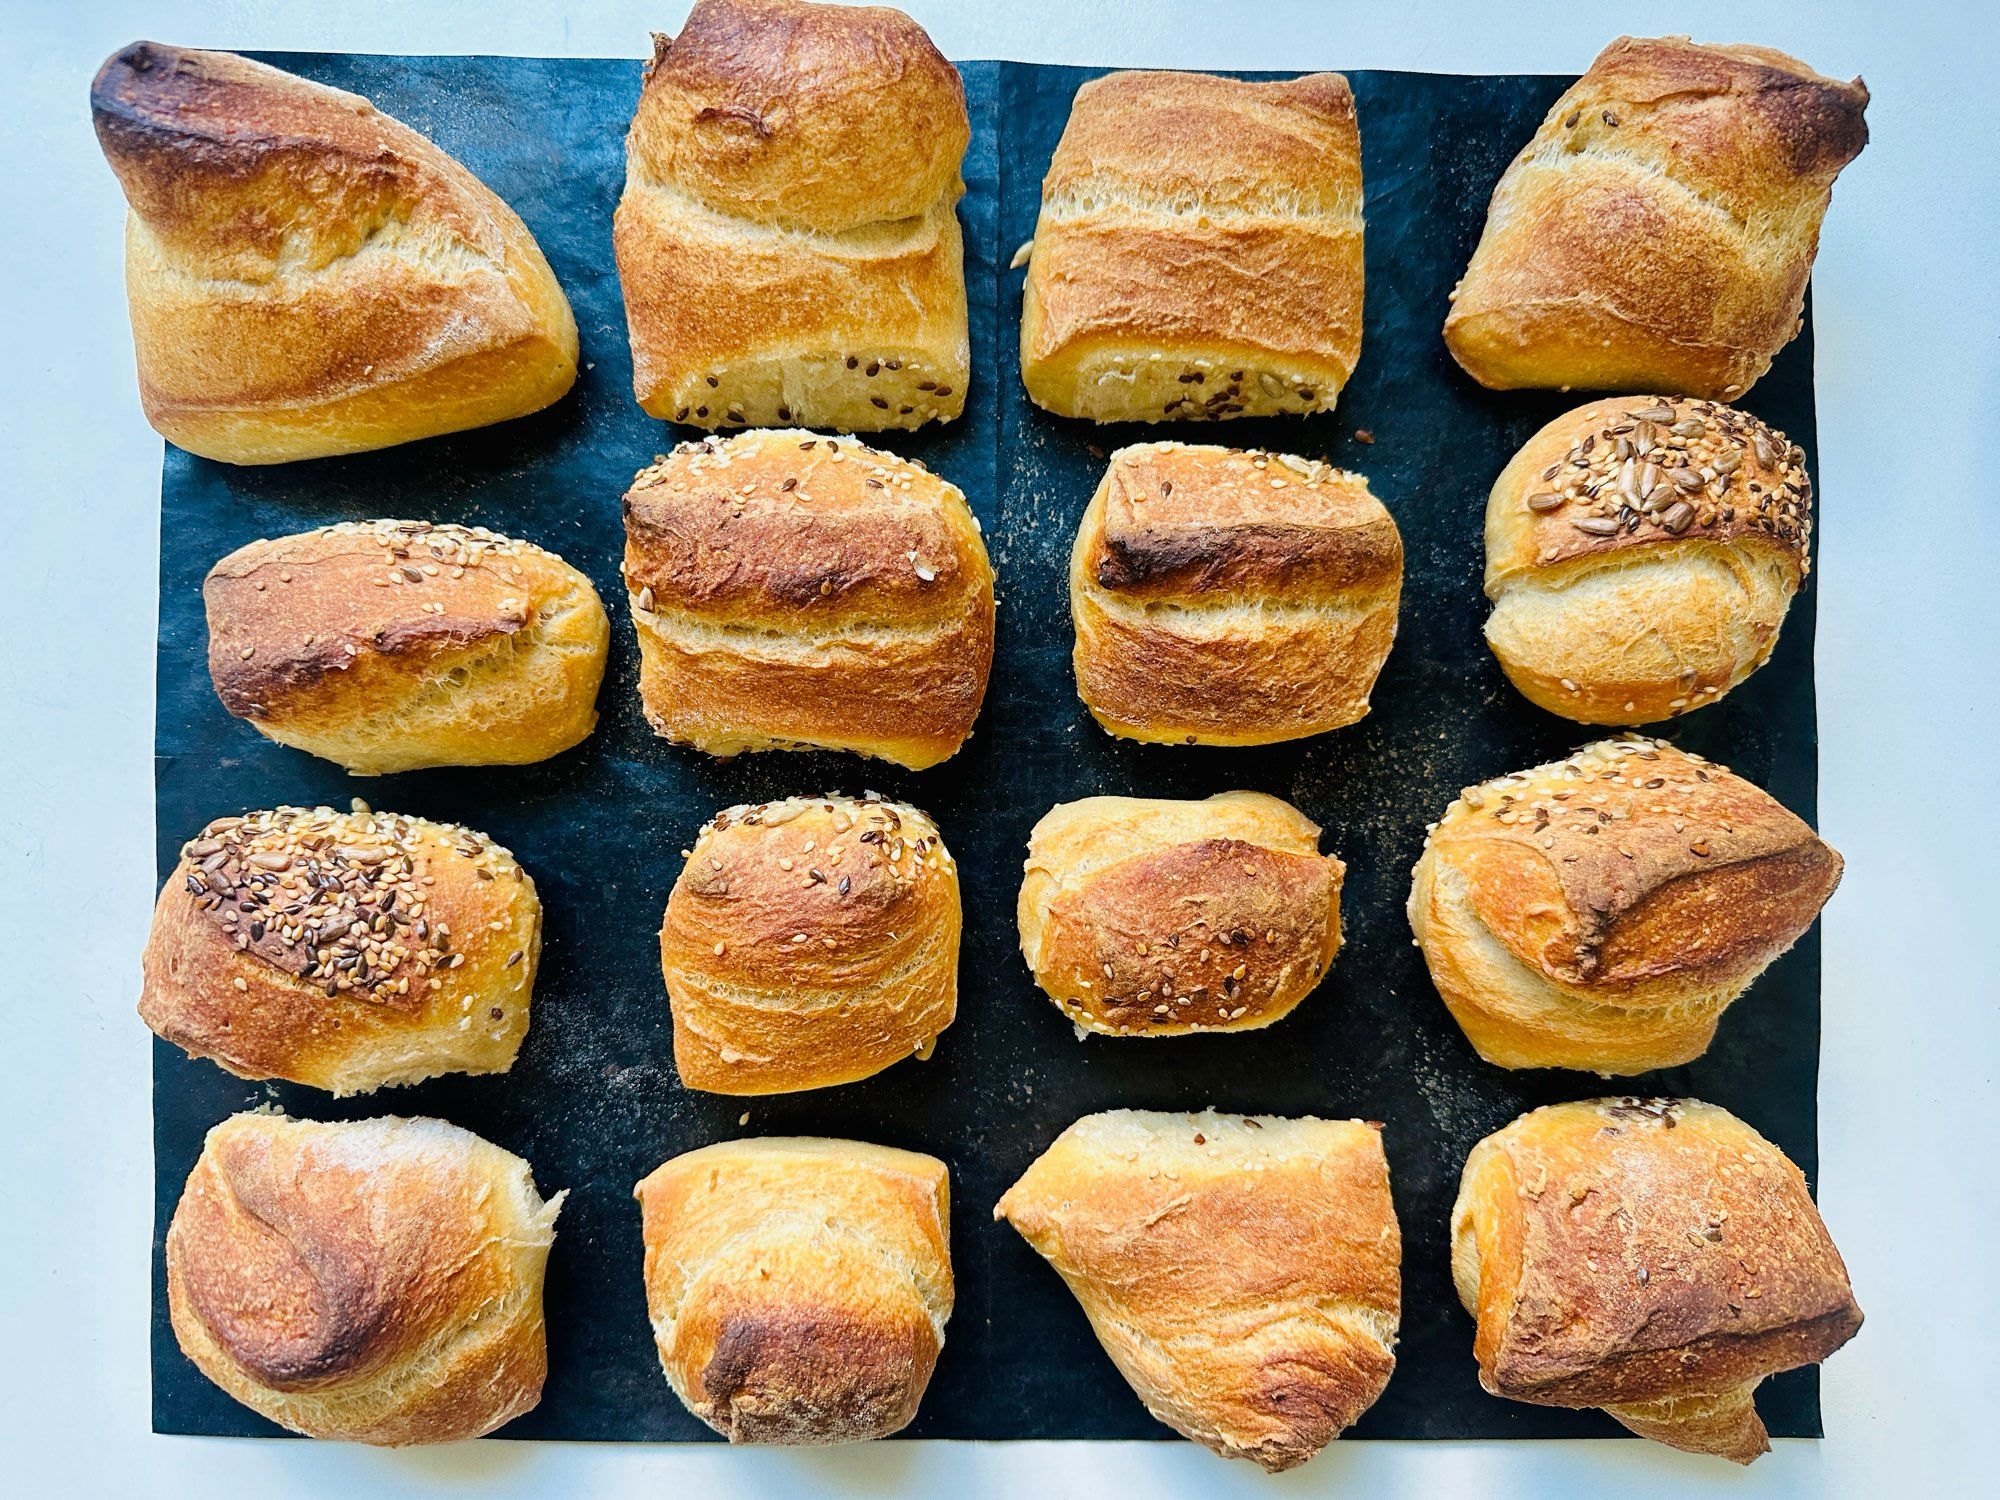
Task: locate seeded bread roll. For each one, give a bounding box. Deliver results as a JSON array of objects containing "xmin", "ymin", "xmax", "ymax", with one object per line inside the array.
[
  {"xmin": 1020, "ymin": 70, "xmax": 1363, "ymax": 422},
  {"xmin": 996, "ymin": 1110, "xmax": 1399, "ymax": 1472},
  {"xmin": 92, "ymin": 43, "xmax": 577, "ymax": 465},
  {"xmin": 1452, "ymin": 1098, "xmax": 1861, "ymax": 1463},
  {"xmin": 140, "ymin": 806, "xmax": 540, "ymax": 1095},
  {"xmin": 1485, "ymin": 398, "xmax": 1811, "ymax": 725},
  {"xmin": 1019, "ymin": 792, "xmax": 1343, "ymax": 1037},
  {"xmin": 661, "ymin": 795, "xmax": 959, "ymax": 1094},
  {"xmin": 1071, "ymin": 442, "xmax": 1402, "ymax": 745},
  {"xmin": 1444, "ymin": 36, "xmax": 1868, "ymax": 400},
  {"xmin": 635, "ymin": 1137, "xmax": 952, "ymax": 1443},
  {"xmin": 1409, "ymin": 738, "xmax": 1841, "ymax": 1074},
  {"xmin": 615, "ymin": 0, "xmax": 968, "ymax": 431},
  {"xmin": 622, "ymin": 430, "xmax": 994, "ymax": 768},
  {"xmin": 168, "ymin": 1112, "xmax": 562, "ymax": 1445},
  {"xmin": 204, "ymin": 520, "xmax": 609, "ymax": 775}
]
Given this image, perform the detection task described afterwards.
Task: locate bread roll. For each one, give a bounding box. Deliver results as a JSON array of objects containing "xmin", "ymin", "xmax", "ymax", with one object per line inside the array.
[
  {"xmin": 140, "ymin": 805, "xmax": 540, "ymax": 1095},
  {"xmin": 1452, "ymin": 1098, "xmax": 1861, "ymax": 1463},
  {"xmin": 634, "ymin": 1137, "xmax": 952, "ymax": 1443},
  {"xmin": 1485, "ymin": 398, "xmax": 1811, "ymax": 724},
  {"xmin": 204, "ymin": 520, "xmax": 609, "ymax": 775},
  {"xmin": 622, "ymin": 430, "xmax": 994, "ymax": 768},
  {"xmin": 1409, "ymin": 738, "xmax": 1841, "ymax": 1074},
  {"xmin": 1444, "ymin": 36, "xmax": 1868, "ymax": 399},
  {"xmin": 614, "ymin": 0, "xmax": 968, "ymax": 431},
  {"xmin": 91, "ymin": 43, "xmax": 578, "ymax": 465},
  {"xmin": 1020, "ymin": 70, "xmax": 1363, "ymax": 422},
  {"xmin": 167, "ymin": 1112, "xmax": 562, "ymax": 1445},
  {"xmin": 1019, "ymin": 792, "xmax": 1343, "ymax": 1036},
  {"xmin": 996, "ymin": 1110, "xmax": 1399, "ymax": 1471},
  {"xmin": 661, "ymin": 794, "xmax": 958, "ymax": 1094},
  {"xmin": 1070, "ymin": 443, "xmax": 1402, "ymax": 744}
]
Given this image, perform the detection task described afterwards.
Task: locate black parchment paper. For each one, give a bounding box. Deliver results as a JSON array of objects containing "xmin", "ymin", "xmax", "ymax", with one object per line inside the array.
[{"xmin": 152, "ymin": 54, "xmax": 1825, "ymax": 1442}]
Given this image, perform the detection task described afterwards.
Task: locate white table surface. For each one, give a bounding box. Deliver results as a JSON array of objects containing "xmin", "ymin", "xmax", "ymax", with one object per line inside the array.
[{"xmin": 3, "ymin": 2, "xmax": 1993, "ymax": 1494}]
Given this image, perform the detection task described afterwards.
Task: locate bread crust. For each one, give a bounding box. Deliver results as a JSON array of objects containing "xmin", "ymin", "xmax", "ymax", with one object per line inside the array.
[
  {"xmin": 1409, "ymin": 737, "xmax": 1841, "ymax": 1073},
  {"xmin": 166, "ymin": 1113, "xmax": 561, "ymax": 1445},
  {"xmin": 622, "ymin": 430, "xmax": 994, "ymax": 768},
  {"xmin": 92, "ymin": 43, "xmax": 577, "ymax": 464},
  {"xmin": 996, "ymin": 1111, "xmax": 1399, "ymax": 1471},
  {"xmin": 1444, "ymin": 35, "xmax": 1868, "ymax": 400},
  {"xmin": 204, "ymin": 520, "xmax": 608, "ymax": 774},
  {"xmin": 660, "ymin": 795, "xmax": 959, "ymax": 1093},
  {"xmin": 1451, "ymin": 1098, "xmax": 1861, "ymax": 1463},
  {"xmin": 635, "ymin": 1137, "xmax": 952, "ymax": 1444},
  {"xmin": 1071, "ymin": 443, "xmax": 1402, "ymax": 745},
  {"xmin": 139, "ymin": 806, "xmax": 540, "ymax": 1095},
  {"xmin": 1021, "ymin": 70, "xmax": 1363, "ymax": 422},
  {"xmin": 1019, "ymin": 792, "xmax": 1343, "ymax": 1036},
  {"xmin": 615, "ymin": 0, "xmax": 969, "ymax": 430}
]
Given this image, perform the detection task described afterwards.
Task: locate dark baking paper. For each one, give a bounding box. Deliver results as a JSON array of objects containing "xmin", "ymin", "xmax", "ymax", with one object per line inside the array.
[{"xmin": 152, "ymin": 54, "xmax": 1826, "ymax": 1443}]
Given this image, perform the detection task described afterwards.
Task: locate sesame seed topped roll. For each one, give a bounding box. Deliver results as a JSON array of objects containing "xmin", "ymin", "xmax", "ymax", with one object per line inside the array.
[
  {"xmin": 622, "ymin": 431, "xmax": 995, "ymax": 769},
  {"xmin": 140, "ymin": 805, "xmax": 540, "ymax": 1096},
  {"xmin": 661, "ymin": 795, "xmax": 959, "ymax": 1094},
  {"xmin": 1484, "ymin": 397, "xmax": 1811, "ymax": 725},
  {"xmin": 204, "ymin": 520, "xmax": 609, "ymax": 775}
]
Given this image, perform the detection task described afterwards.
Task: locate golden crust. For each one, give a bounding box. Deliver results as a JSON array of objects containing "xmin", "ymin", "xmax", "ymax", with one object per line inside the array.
[
  {"xmin": 204, "ymin": 521, "xmax": 608, "ymax": 775},
  {"xmin": 660, "ymin": 795, "xmax": 959, "ymax": 1094},
  {"xmin": 139, "ymin": 806, "xmax": 540, "ymax": 1095},
  {"xmin": 1071, "ymin": 443, "xmax": 1401, "ymax": 745},
  {"xmin": 1019, "ymin": 792, "xmax": 1343, "ymax": 1036},
  {"xmin": 622, "ymin": 430, "xmax": 994, "ymax": 768},
  {"xmin": 634, "ymin": 1137, "xmax": 952, "ymax": 1444},
  {"xmin": 1451, "ymin": 1098, "xmax": 1861, "ymax": 1463},
  {"xmin": 167, "ymin": 1113, "xmax": 561, "ymax": 1445},
  {"xmin": 614, "ymin": 0, "xmax": 968, "ymax": 430},
  {"xmin": 1409, "ymin": 738, "xmax": 1841, "ymax": 1073},
  {"xmin": 1021, "ymin": 70, "xmax": 1363, "ymax": 423},
  {"xmin": 995, "ymin": 1111, "xmax": 1399, "ymax": 1472},
  {"xmin": 1444, "ymin": 35, "xmax": 1868, "ymax": 400},
  {"xmin": 92, "ymin": 43, "xmax": 577, "ymax": 464}
]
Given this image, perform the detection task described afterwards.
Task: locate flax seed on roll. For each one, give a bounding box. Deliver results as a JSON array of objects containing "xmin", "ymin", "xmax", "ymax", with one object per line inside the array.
[
  {"xmin": 140, "ymin": 805, "xmax": 540, "ymax": 1095},
  {"xmin": 205, "ymin": 520, "xmax": 609, "ymax": 775},
  {"xmin": 168, "ymin": 1112, "xmax": 562, "ymax": 1445},
  {"xmin": 1409, "ymin": 738, "xmax": 1841, "ymax": 1074},
  {"xmin": 1020, "ymin": 70, "xmax": 1363, "ymax": 422},
  {"xmin": 635, "ymin": 1137, "xmax": 952, "ymax": 1443},
  {"xmin": 622, "ymin": 430, "xmax": 994, "ymax": 769},
  {"xmin": 1019, "ymin": 792, "xmax": 1344, "ymax": 1037},
  {"xmin": 1452, "ymin": 1098, "xmax": 1862, "ymax": 1463},
  {"xmin": 615, "ymin": 0, "xmax": 969, "ymax": 431},
  {"xmin": 1071, "ymin": 442, "xmax": 1402, "ymax": 745},
  {"xmin": 1444, "ymin": 36, "xmax": 1868, "ymax": 400},
  {"xmin": 1484, "ymin": 397, "xmax": 1811, "ymax": 725},
  {"xmin": 661, "ymin": 794, "xmax": 958, "ymax": 1094}
]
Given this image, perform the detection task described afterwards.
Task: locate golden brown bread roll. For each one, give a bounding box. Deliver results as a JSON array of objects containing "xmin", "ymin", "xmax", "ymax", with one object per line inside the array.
[
  {"xmin": 91, "ymin": 43, "xmax": 578, "ymax": 464},
  {"xmin": 1485, "ymin": 397, "xmax": 1811, "ymax": 725},
  {"xmin": 140, "ymin": 805, "xmax": 540, "ymax": 1095},
  {"xmin": 996, "ymin": 1110, "xmax": 1399, "ymax": 1472},
  {"xmin": 1452, "ymin": 1098, "xmax": 1861, "ymax": 1463},
  {"xmin": 622, "ymin": 430, "xmax": 994, "ymax": 768},
  {"xmin": 1409, "ymin": 738, "xmax": 1841, "ymax": 1074},
  {"xmin": 1020, "ymin": 70, "xmax": 1363, "ymax": 422},
  {"xmin": 1071, "ymin": 442, "xmax": 1402, "ymax": 744},
  {"xmin": 1019, "ymin": 792, "xmax": 1343, "ymax": 1037},
  {"xmin": 614, "ymin": 0, "xmax": 968, "ymax": 431},
  {"xmin": 635, "ymin": 1137, "xmax": 952, "ymax": 1443},
  {"xmin": 168, "ymin": 1112, "xmax": 562, "ymax": 1445},
  {"xmin": 204, "ymin": 520, "xmax": 609, "ymax": 775},
  {"xmin": 660, "ymin": 794, "xmax": 958, "ymax": 1094},
  {"xmin": 1444, "ymin": 36, "xmax": 1868, "ymax": 400}
]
